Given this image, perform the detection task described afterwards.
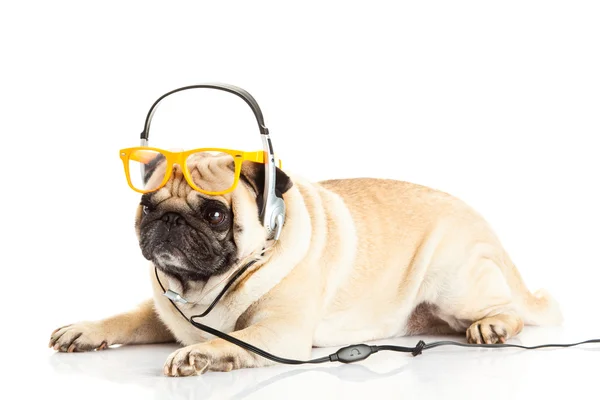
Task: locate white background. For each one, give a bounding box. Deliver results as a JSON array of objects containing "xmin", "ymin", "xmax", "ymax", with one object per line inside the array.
[{"xmin": 1, "ymin": 1, "xmax": 599, "ymax": 399}]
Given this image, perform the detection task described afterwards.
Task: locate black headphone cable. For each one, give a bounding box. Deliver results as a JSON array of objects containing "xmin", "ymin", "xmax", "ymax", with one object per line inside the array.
[{"xmin": 154, "ymin": 267, "xmax": 600, "ymax": 365}]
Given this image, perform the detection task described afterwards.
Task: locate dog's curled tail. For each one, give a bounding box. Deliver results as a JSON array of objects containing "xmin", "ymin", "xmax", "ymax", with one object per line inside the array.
[
  {"xmin": 502, "ymin": 255, "xmax": 563, "ymax": 326},
  {"xmin": 518, "ymin": 288, "xmax": 563, "ymax": 326}
]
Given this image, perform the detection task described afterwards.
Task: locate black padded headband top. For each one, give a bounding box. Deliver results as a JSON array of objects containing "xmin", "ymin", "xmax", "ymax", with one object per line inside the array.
[{"xmin": 140, "ymin": 83, "xmax": 269, "ymax": 140}]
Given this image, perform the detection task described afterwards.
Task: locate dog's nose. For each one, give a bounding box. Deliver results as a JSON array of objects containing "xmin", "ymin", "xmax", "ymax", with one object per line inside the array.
[{"xmin": 161, "ymin": 212, "xmax": 185, "ymax": 226}]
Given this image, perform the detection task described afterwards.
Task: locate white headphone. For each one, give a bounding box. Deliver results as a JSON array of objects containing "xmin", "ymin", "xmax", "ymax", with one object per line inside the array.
[{"xmin": 139, "ymin": 83, "xmax": 286, "ymax": 240}]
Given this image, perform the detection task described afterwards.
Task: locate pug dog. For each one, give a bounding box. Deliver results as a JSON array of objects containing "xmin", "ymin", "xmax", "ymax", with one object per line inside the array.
[{"xmin": 49, "ymin": 153, "xmax": 562, "ymax": 376}]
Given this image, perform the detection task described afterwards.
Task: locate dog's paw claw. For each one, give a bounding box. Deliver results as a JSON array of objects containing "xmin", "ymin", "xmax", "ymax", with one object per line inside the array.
[
  {"xmin": 467, "ymin": 319, "xmax": 509, "ymax": 344},
  {"xmin": 49, "ymin": 322, "xmax": 109, "ymax": 353}
]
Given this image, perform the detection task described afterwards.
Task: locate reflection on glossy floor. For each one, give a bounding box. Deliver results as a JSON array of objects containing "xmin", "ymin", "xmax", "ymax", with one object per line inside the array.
[{"xmin": 36, "ymin": 324, "xmax": 599, "ymax": 400}]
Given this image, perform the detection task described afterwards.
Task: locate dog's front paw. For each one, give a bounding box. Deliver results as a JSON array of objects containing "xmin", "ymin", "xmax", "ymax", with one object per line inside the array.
[
  {"xmin": 164, "ymin": 345, "xmax": 211, "ymax": 377},
  {"xmin": 164, "ymin": 344, "xmax": 240, "ymax": 377},
  {"xmin": 49, "ymin": 322, "xmax": 109, "ymax": 353}
]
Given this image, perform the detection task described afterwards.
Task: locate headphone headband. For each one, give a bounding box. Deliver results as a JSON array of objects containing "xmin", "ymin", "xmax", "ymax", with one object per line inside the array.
[{"xmin": 140, "ymin": 83, "xmax": 270, "ymax": 140}]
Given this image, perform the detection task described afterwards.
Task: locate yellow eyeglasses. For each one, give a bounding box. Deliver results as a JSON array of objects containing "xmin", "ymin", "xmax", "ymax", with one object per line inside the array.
[{"xmin": 119, "ymin": 146, "xmax": 282, "ymax": 195}]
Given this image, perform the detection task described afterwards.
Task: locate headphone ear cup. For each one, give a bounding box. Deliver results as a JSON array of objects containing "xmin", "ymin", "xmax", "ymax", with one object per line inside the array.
[
  {"xmin": 267, "ymin": 197, "xmax": 286, "ymax": 240},
  {"xmin": 239, "ymin": 161, "xmax": 292, "ymax": 218}
]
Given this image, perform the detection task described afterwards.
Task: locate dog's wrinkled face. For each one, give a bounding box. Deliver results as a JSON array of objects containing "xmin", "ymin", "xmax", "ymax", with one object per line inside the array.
[{"xmin": 134, "ymin": 152, "xmax": 292, "ymax": 283}]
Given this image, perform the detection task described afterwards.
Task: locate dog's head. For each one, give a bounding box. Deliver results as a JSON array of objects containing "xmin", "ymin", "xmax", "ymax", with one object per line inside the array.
[{"xmin": 134, "ymin": 152, "xmax": 292, "ymax": 282}]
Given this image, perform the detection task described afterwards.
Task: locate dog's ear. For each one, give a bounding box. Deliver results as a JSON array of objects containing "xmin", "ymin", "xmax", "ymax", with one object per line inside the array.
[{"xmin": 239, "ymin": 161, "xmax": 293, "ymax": 201}]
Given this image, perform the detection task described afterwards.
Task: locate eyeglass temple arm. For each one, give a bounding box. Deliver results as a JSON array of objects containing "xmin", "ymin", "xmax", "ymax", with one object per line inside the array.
[{"xmin": 244, "ymin": 151, "xmax": 282, "ymax": 169}]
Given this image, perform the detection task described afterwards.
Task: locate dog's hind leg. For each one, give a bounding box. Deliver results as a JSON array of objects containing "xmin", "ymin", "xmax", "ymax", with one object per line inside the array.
[{"xmin": 435, "ymin": 253, "xmax": 525, "ymax": 344}]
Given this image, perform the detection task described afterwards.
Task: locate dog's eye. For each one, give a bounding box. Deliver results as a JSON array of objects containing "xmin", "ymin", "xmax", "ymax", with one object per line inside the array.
[
  {"xmin": 142, "ymin": 205, "xmax": 152, "ymax": 215},
  {"xmin": 204, "ymin": 208, "xmax": 226, "ymax": 226}
]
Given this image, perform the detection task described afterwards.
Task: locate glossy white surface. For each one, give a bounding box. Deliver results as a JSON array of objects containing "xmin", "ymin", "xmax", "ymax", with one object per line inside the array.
[{"xmin": 22, "ymin": 320, "xmax": 599, "ymax": 400}]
